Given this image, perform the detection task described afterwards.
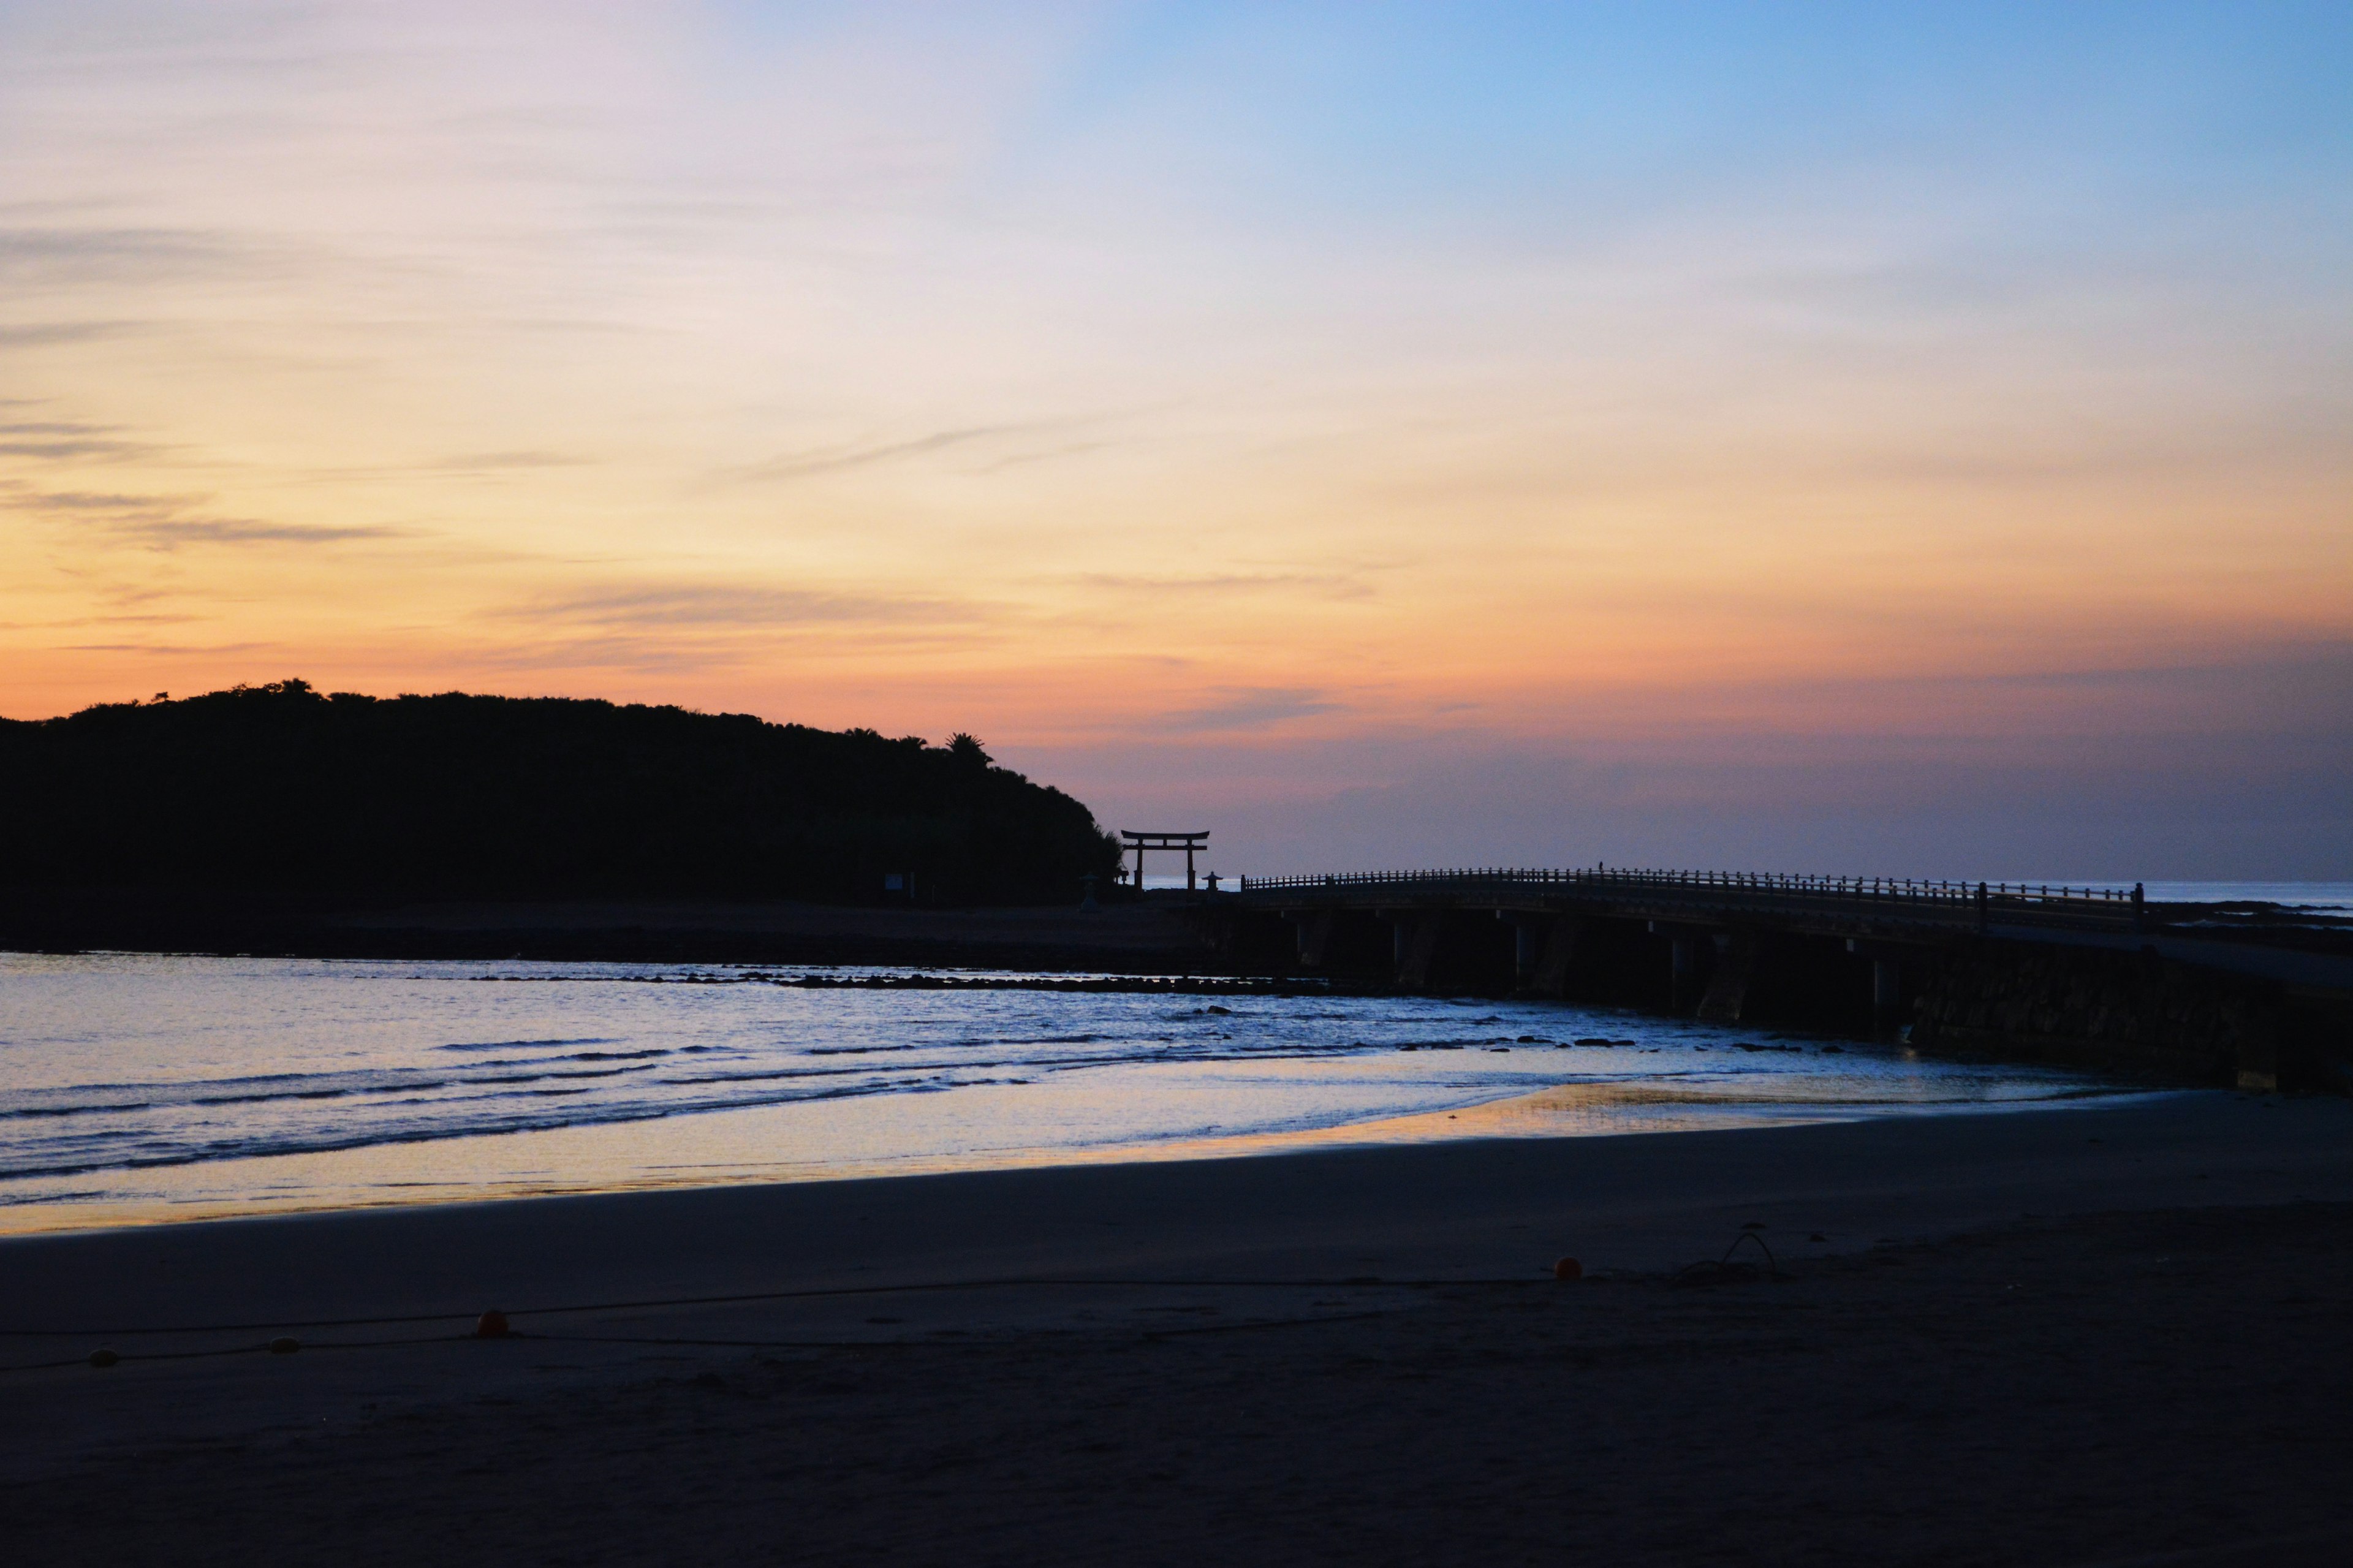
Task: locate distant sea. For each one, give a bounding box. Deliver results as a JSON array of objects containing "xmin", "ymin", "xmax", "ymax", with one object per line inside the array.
[
  {"xmin": 2134, "ymin": 882, "xmax": 2353, "ymax": 915},
  {"xmin": 1159, "ymin": 873, "xmax": 2353, "ymax": 915}
]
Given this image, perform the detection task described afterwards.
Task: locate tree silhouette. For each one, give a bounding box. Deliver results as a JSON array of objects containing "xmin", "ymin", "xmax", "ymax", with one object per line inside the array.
[{"xmin": 0, "ymin": 681, "xmax": 1123, "ymax": 905}]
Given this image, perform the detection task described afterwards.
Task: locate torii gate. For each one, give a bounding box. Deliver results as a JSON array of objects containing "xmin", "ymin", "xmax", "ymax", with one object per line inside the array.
[{"xmin": 1121, "ymin": 830, "xmax": 1208, "ymax": 892}]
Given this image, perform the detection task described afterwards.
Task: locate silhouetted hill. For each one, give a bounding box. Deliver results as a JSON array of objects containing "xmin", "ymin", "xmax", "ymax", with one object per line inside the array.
[{"xmin": 1, "ymin": 680, "xmax": 1123, "ymax": 906}]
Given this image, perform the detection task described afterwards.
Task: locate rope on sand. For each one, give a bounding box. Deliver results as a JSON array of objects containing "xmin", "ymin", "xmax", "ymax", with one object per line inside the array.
[{"xmin": 1670, "ymin": 1230, "xmax": 1781, "ymax": 1286}]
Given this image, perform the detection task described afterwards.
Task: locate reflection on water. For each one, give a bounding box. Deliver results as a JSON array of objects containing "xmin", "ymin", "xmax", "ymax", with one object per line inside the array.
[{"xmin": 0, "ymin": 952, "xmax": 2139, "ymax": 1234}]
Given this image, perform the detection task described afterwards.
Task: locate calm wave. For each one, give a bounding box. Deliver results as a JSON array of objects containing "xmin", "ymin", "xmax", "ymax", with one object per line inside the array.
[{"xmin": 0, "ymin": 952, "xmax": 2140, "ymax": 1233}]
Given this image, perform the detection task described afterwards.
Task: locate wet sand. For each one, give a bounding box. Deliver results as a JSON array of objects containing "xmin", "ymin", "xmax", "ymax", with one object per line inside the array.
[{"xmin": 5, "ymin": 1093, "xmax": 2351, "ymax": 1564}]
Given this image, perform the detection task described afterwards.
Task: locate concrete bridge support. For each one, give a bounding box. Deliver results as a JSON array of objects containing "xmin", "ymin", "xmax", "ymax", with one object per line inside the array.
[
  {"xmin": 1381, "ymin": 911, "xmax": 1449, "ymax": 989},
  {"xmin": 1696, "ymin": 933, "xmax": 1759, "ymax": 1022},
  {"xmin": 2236, "ymin": 1037, "xmax": 2279, "ymax": 1093},
  {"xmin": 1650, "ymin": 922, "xmax": 1706, "ymax": 1013},
  {"xmin": 1494, "ymin": 912, "xmax": 1566, "ymax": 992},
  {"xmin": 1530, "ymin": 917, "xmax": 1583, "ymax": 998},
  {"xmin": 1512, "ymin": 917, "xmax": 1542, "ymax": 982},
  {"xmin": 1847, "ymin": 939, "xmax": 1908, "ymax": 1037},
  {"xmin": 1487, "ymin": 909, "xmax": 1581, "ymax": 993},
  {"xmin": 1283, "ymin": 910, "xmax": 1336, "ymax": 968}
]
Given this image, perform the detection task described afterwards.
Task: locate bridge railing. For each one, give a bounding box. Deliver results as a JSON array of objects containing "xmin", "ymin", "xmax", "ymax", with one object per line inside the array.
[{"xmin": 1234, "ymin": 865, "xmax": 2142, "ymax": 920}]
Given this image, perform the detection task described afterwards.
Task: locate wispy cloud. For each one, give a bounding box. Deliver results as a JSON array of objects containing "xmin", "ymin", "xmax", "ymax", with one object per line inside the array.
[
  {"xmin": 2, "ymin": 485, "xmax": 409, "ymax": 548},
  {"xmin": 727, "ymin": 426, "xmax": 1029, "ymax": 483},
  {"xmin": 721, "ymin": 412, "xmax": 1135, "ymax": 485},
  {"xmin": 59, "ymin": 641, "xmax": 275, "ymax": 656},
  {"xmin": 968, "ymin": 439, "xmax": 1118, "ymax": 474},
  {"xmin": 0, "ymin": 225, "xmax": 250, "ymax": 290},
  {"xmin": 0, "ymin": 320, "xmax": 142, "ymax": 348},
  {"xmin": 5, "ymin": 487, "xmax": 199, "ymax": 512},
  {"xmin": 426, "ymin": 450, "xmax": 592, "ymax": 472},
  {"xmin": 1161, "ymin": 686, "xmax": 1340, "ymax": 732},
  {"xmin": 515, "ymin": 583, "xmax": 990, "ymax": 629},
  {"xmin": 1067, "ymin": 571, "xmax": 1373, "ymax": 600},
  {"xmin": 460, "ymin": 636, "xmax": 752, "ymax": 676},
  {"xmin": 113, "ymin": 518, "xmax": 409, "ymax": 547},
  {"xmin": 0, "ymin": 417, "xmax": 163, "ymax": 462}
]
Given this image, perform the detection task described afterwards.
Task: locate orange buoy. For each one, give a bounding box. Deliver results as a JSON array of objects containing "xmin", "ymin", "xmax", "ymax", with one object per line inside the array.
[
  {"xmin": 474, "ymin": 1309, "xmax": 511, "ymax": 1339},
  {"xmin": 1553, "ymin": 1256, "xmax": 1583, "ymax": 1281},
  {"xmin": 89, "ymin": 1347, "xmax": 120, "ymax": 1369},
  {"xmin": 268, "ymin": 1336, "xmax": 300, "ymax": 1355}
]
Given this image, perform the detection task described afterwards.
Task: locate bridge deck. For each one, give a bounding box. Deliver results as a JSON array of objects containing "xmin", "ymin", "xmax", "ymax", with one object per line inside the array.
[
  {"xmin": 1238, "ymin": 867, "xmax": 2137, "ymax": 933},
  {"xmin": 1229, "ymin": 866, "xmax": 2353, "ymax": 994}
]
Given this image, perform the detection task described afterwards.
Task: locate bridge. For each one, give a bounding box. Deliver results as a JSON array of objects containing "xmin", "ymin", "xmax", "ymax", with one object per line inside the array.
[{"xmin": 1208, "ymin": 865, "xmax": 2353, "ymax": 1093}]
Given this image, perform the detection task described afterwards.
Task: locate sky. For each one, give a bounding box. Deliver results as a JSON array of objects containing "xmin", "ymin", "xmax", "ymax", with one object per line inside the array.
[{"xmin": 2, "ymin": 1, "xmax": 2348, "ymax": 879}]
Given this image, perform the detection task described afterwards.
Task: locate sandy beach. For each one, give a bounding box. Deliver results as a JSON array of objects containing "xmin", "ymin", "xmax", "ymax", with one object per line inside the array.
[{"xmin": 6, "ymin": 1091, "xmax": 2352, "ymax": 1564}]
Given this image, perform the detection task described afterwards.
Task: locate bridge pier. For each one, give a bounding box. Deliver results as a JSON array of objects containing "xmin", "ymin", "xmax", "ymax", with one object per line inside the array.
[
  {"xmin": 1874, "ymin": 958, "xmax": 1901, "ymax": 1037},
  {"xmin": 1531, "ymin": 918, "xmax": 1582, "ymax": 998},
  {"xmin": 2236, "ymin": 1037, "xmax": 2279, "ymax": 1093},
  {"xmin": 1650, "ymin": 923, "xmax": 1704, "ymax": 1013},
  {"xmin": 1282, "ymin": 909, "xmax": 1335, "ymax": 968},
  {"xmin": 1226, "ymin": 866, "xmax": 2353, "ymax": 1087},
  {"xmin": 1379, "ymin": 911, "xmax": 1449, "ymax": 989},
  {"xmin": 1493, "ymin": 911, "xmax": 1556, "ymax": 991},
  {"xmin": 1847, "ymin": 938, "xmax": 1909, "ymax": 1037},
  {"xmin": 1696, "ymin": 933, "xmax": 1758, "ymax": 1022}
]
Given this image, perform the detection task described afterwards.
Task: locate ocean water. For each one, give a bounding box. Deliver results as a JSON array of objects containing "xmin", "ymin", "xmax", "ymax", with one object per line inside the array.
[
  {"xmin": 1165, "ymin": 873, "xmax": 2353, "ymax": 914},
  {"xmin": 0, "ymin": 952, "xmax": 2138, "ymax": 1235},
  {"xmin": 2137, "ymin": 882, "xmax": 2353, "ymax": 915}
]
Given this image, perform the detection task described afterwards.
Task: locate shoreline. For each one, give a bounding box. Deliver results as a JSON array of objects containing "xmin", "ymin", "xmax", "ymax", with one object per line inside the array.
[
  {"xmin": 6, "ymin": 1090, "xmax": 2340, "ymax": 1329},
  {"xmin": 0, "ymin": 1054, "xmax": 2157, "ymax": 1241}
]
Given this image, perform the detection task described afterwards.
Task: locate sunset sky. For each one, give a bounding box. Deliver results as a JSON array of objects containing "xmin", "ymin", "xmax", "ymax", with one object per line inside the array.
[{"xmin": 4, "ymin": 2, "xmax": 2347, "ymax": 877}]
